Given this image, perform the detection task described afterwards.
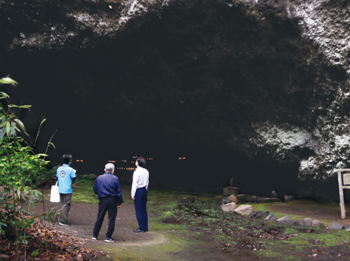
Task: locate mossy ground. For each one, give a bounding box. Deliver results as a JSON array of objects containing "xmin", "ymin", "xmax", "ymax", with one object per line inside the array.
[{"xmin": 43, "ymin": 180, "xmax": 350, "ymax": 260}]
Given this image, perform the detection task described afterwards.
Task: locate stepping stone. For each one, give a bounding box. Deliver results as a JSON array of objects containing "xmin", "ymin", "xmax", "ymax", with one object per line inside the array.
[{"xmin": 327, "ymin": 222, "xmax": 344, "ymax": 230}]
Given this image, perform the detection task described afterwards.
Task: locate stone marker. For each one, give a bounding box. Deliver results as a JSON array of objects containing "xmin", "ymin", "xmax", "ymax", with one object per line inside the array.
[
  {"xmin": 264, "ymin": 213, "xmax": 276, "ymax": 221},
  {"xmin": 234, "ymin": 205, "xmax": 253, "ymax": 216},
  {"xmin": 277, "ymin": 216, "xmax": 294, "ymax": 226},
  {"xmin": 311, "ymin": 220, "xmax": 324, "ymax": 228},
  {"xmin": 346, "ymin": 224, "xmax": 350, "ymax": 232},
  {"xmin": 327, "ymin": 222, "xmax": 344, "ymax": 230},
  {"xmin": 221, "ymin": 202, "xmax": 237, "ymax": 212}
]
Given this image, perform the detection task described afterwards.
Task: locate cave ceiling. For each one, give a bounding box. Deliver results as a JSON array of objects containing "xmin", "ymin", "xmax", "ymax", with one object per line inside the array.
[{"xmin": 1, "ymin": 0, "xmax": 350, "ymax": 197}]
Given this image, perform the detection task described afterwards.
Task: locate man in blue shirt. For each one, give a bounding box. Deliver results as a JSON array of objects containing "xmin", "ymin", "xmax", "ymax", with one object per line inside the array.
[
  {"xmin": 56, "ymin": 154, "xmax": 76, "ymax": 226},
  {"xmin": 92, "ymin": 163, "xmax": 123, "ymax": 243}
]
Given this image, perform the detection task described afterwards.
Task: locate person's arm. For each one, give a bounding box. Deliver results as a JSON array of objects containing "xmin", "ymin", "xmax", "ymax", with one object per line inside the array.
[
  {"xmin": 131, "ymin": 170, "xmax": 138, "ymax": 200},
  {"xmin": 71, "ymin": 168, "xmax": 76, "ymax": 183},
  {"xmin": 93, "ymin": 179, "xmax": 98, "ymax": 195},
  {"xmin": 115, "ymin": 178, "xmax": 123, "ymax": 205}
]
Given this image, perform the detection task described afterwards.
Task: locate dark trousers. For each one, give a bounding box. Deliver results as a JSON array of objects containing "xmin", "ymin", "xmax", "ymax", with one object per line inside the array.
[
  {"xmin": 60, "ymin": 193, "xmax": 72, "ymax": 223},
  {"xmin": 134, "ymin": 187, "xmax": 148, "ymax": 231},
  {"xmin": 93, "ymin": 196, "xmax": 118, "ymax": 238}
]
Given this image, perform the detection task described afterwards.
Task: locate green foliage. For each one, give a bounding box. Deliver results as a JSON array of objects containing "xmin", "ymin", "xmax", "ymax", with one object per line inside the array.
[{"xmin": 0, "ymin": 76, "xmax": 60, "ymax": 259}]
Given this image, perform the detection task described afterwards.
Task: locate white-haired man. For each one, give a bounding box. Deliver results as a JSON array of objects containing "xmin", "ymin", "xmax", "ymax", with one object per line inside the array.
[{"xmin": 92, "ymin": 163, "xmax": 123, "ymax": 242}]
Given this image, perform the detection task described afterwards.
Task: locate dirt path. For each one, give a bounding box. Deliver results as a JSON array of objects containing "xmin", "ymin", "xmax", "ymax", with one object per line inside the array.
[{"xmin": 27, "ymin": 200, "xmax": 170, "ymax": 255}]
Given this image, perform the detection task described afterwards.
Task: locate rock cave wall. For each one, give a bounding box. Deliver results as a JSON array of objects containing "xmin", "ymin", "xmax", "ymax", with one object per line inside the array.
[{"xmin": 1, "ymin": 0, "xmax": 350, "ymax": 199}]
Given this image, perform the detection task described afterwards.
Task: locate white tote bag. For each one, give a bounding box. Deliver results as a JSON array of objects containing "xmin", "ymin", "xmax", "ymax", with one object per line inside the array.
[{"xmin": 50, "ymin": 182, "xmax": 60, "ymax": 203}]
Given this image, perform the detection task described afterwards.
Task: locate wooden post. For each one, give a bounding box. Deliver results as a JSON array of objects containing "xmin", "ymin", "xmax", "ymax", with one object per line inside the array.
[{"xmin": 338, "ymin": 171, "xmax": 346, "ymax": 219}]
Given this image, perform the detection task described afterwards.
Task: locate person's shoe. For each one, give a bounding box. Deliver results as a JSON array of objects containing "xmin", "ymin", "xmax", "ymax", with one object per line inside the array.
[
  {"xmin": 105, "ymin": 237, "xmax": 114, "ymax": 243},
  {"xmin": 133, "ymin": 228, "xmax": 147, "ymax": 233},
  {"xmin": 92, "ymin": 236, "xmax": 98, "ymax": 240},
  {"xmin": 59, "ymin": 222, "xmax": 70, "ymax": 226}
]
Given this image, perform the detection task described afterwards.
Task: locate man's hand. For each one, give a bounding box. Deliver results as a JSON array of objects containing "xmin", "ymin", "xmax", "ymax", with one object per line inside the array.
[
  {"xmin": 117, "ymin": 203, "xmax": 122, "ymax": 208},
  {"xmin": 131, "ymin": 197, "xmax": 135, "ymax": 200}
]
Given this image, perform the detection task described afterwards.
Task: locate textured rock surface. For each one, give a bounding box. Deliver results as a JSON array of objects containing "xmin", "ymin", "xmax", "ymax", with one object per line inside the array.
[
  {"xmin": 277, "ymin": 216, "xmax": 295, "ymax": 226},
  {"xmin": 1, "ymin": 0, "xmax": 350, "ymax": 199},
  {"xmin": 221, "ymin": 202, "xmax": 237, "ymax": 212},
  {"xmin": 327, "ymin": 222, "xmax": 344, "ymax": 230},
  {"xmin": 234, "ymin": 205, "xmax": 253, "ymax": 216}
]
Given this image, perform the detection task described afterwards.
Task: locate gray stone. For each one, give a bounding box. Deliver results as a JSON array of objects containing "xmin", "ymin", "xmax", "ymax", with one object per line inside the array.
[
  {"xmin": 312, "ymin": 220, "xmax": 324, "ymax": 228},
  {"xmin": 304, "ymin": 218, "xmax": 313, "ymax": 227},
  {"xmin": 250, "ymin": 210, "xmax": 269, "ymax": 219},
  {"xmin": 277, "ymin": 216, "xmax": 295, "ymax": 226},
  {"xmin": 245, "ymin": 195, "xmax": 257, "ymax": 203},
  {"xmin": 294, "ymin": 218, "xmax": 313, "ymax": 227},
  {"xmin": 234, "ymin": 205, "xmax": 253, "ymax": 216},
  {"xmin": 284, "ymin": 195, "xmax": 295, "ymax": 202},
  {"xmin": 221, "ymin": 202, "xmax": 237, "ymax": 212},
  {"xmin": 327, "ymin": 222, "xmax": 344, "ymax": 230},
  {"xmin": 294, "ymin": 219, "xmax": 306, "ymax": 227},
  {"xmin": 257, "ymin": 197, "xmax": 280, "ymax": 203},
  {"xmin": 264, "ymin": 214, "xmax": 276, "ymax": 221},
  {"xmin": 346, "ymin": 224, "xmax": 350, "ymax": 232}
]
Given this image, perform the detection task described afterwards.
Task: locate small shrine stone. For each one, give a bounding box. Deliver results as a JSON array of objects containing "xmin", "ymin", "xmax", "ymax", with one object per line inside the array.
[
  {"xmin": 234, "ymin": 205, "xmax": 253, "ymax": 216},
  {"xmin": 327, "ymin": 222, "xmax": 344, "ymax": 230}
]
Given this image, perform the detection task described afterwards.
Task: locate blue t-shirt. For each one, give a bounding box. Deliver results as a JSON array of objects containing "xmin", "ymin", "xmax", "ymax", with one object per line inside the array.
[{"xmin": 56, "ymin": 164, "xmax": 76, "ymax": 194}]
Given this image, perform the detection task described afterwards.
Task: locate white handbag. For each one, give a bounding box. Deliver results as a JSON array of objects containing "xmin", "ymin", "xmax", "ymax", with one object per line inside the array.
[{"xmin": 50, "ymin": 182, "xmax": 60, "ymax": 203}]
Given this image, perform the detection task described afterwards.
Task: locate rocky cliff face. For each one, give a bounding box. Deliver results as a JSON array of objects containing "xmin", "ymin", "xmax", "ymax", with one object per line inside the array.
[{"xmin": 1, "ymin": 0, "xmax": 350, "ymax": 198}]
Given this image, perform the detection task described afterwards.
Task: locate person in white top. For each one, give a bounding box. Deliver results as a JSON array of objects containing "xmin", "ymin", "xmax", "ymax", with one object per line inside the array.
[{"xmin": 131, "ymin": 156, "xmax": 149, "ymax": 232}]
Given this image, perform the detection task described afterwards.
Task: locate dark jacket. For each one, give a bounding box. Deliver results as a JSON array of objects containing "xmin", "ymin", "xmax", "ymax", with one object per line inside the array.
[{"xmin": 93, "ymin": 172, "xmax": 123, "ymax": 202}]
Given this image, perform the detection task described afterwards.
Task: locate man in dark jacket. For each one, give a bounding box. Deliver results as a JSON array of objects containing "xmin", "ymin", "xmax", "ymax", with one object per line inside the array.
[{"xmin": 92, "ymin": 163, "xmax": 123, "ymax": 243}]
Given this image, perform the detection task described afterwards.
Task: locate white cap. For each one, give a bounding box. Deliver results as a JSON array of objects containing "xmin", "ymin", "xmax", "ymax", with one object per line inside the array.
[{"xmin": 105, "ymin": 163, "xmax": 115, "ymax": 171}]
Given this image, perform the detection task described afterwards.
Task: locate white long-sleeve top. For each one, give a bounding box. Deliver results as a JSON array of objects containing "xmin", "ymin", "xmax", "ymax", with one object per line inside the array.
[{"xmin": 131, "ymin": 166, "xmax": 149, "ymax": 198}]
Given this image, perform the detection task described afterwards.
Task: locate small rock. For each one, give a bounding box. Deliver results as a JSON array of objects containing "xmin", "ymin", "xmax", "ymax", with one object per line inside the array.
[
  {"xmin": 294, "ymin": 219, "xmax": 306, "ymax": 226},
  {"xmin": 229, "ymin": 194, "xmax": 238, "ymax": 203},
  {"xmin": 220, "ymin": 196, "xmax": 230, "ymax": 206},
  {"xmin": 327, "ymin": 222, "xmax": 344, "ymax": 230},
  {"xmin": 245, "ymin": 195, "xmax": 257, "ymax": 203},
  {"xmin": 250, "ymin": 210, "xmax": 269, "ymax": 218},
  {"xmin": 284, "ymin": 195, "xmax": 295, "ymax": 202},
  {"xmin": 304, "ymin": 218, "xmax": 313, "ymax": 227},
  {"xmin": 257, "ymin": 197, "xmax": 280, "ymax": 203},
  {"xmin": 264, "ymin": 213, "xmax": 276, "ymax": 221},
  {"xmin": 234, "ymin": 205, "xmax": 253, "ymax": 216},
  {"xmin": 277, "ymin": 216, "xmax": 294, "ymax": 226},
  {"xmin": 221, "ymin": 202, "xmax": 237, "ymax": 212},
  {"xmin": 345, "ymin": 224, "xmax": 350, "ymax": 232},
  {"xmin": 312, "ymin": 220, "xmax": 324, "ymax": 228}
]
